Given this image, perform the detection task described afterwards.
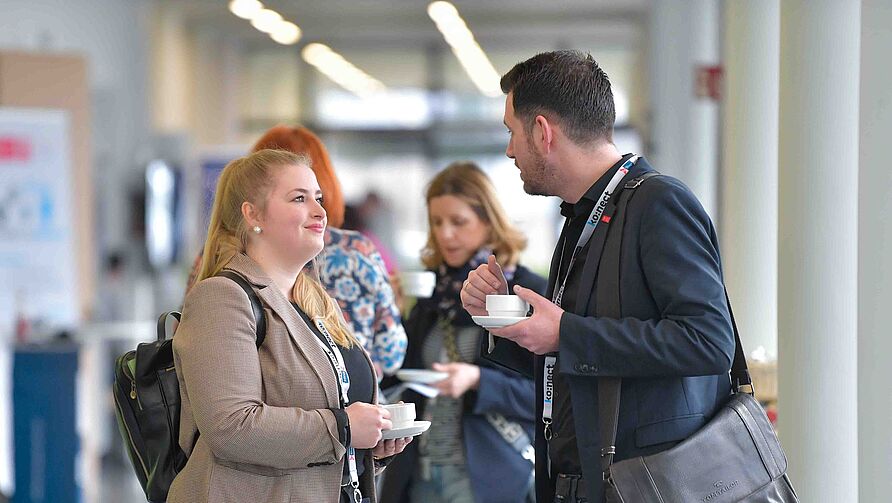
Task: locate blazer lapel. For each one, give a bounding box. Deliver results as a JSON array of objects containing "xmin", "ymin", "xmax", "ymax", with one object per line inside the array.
[
  {"xmin": 225, "ymin": 254, "xmax": 341, "ymax": 407},
  {"xmin": 575, "ymin": 162, "xmax": 655, "ymax": 316},
  {"xmin": 574, "ymin": 204, "xmax": 617, "ymax": 316},
  {"xmin": 546, "ymin": 218, "xmax": 571, "ymax": 298},
  {"xmin": 257, "ymin": 287, "xmax": 341, "ymax": 406}
]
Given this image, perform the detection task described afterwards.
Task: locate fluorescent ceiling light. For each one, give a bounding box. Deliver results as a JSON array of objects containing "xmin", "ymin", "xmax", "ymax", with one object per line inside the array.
[
  {"xmin": 229, "ymin": 0, "xmax": 263, "ymax": 20},
  {"xmin": 250, "ymin": 8, "xmax": 283, "ymax": 33},
  {"xmin": 427, "ymin": 1, "xmax": 502, "ymax": 97},
  {"xmin": 270, "ymin": 21, "xmax": 301, "ymax": 45},
  {"xmin": 302, "ymin": 43, "xmax": 386, "ymax": 97}
]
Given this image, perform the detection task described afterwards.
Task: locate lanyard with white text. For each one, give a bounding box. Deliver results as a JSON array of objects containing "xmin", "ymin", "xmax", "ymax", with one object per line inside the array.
[
  {"xmin": 542, "ymin": 155, "xmax": 638, "ymax": 446},
  {"xmin": 313, "ymin": 318, "xmax": 351, "ymax": 404},
  {"xmin": 551, "ymin": 155, "xmax": 639, "ymax": 308},
  {"xmin": 313, "ymin": 318, "xmax": 361, "ymax": 503}
]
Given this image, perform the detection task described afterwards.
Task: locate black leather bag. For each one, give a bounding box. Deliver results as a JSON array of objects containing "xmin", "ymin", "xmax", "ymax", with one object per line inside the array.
[
  {"xmin": 596, "ymin": 174, "xmax": 798, "ymax": 502},
  {"xmin": 112, "ymin": 270, "xmax": 265, "ymax": 502}
]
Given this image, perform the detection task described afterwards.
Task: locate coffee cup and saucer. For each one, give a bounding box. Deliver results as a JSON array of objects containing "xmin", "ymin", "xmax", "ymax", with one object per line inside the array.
[
  {"xmin": 380, "ymin": 402, "xmax": 431, "ymax": 440},
  {"xmin": 471, "ymin": 295, "xmax": 530, "ymax": 329}
]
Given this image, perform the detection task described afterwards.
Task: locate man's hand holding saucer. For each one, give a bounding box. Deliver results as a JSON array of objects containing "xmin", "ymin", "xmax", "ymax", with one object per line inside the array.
[{"xmin": 461, "ymin": 255, "xmax": 564, "ymax": 355}]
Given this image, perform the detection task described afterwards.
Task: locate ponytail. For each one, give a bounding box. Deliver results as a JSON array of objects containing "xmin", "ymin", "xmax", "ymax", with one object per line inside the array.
[{"xmin": 293, "ymin": 266, "xmax": 356, "ymax": 348}]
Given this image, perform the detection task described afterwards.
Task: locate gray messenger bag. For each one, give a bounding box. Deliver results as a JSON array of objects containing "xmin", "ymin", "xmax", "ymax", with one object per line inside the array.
[{"xmin": 597, "ymin": 173, "xmax": 799, "ymax": 502}]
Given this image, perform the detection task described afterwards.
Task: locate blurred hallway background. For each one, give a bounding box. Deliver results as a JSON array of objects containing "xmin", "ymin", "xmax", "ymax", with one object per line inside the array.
[{"xmin": 0, "ymin": 0, "xmax": 889, "ymax": 501}]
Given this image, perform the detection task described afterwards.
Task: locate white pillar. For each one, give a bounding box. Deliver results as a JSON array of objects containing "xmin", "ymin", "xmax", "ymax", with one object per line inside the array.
[
  {"xmin": 720, "ymin": 1, "xmax": 779, "ymax": 360},
  {"xmin": 647, "ymin": 0, "xmax": 720, "ymax": 220},
  {"xmin": 192, "ymin": 29, "xmax": 243, "ymax": 145},
  {"xmin": 859, "ymin": 1, "xmax": 892, "ymax": 501},
  {"xmin": 150, "ymin": 2, "xmax": 192, "ymax": 134},
  {"xmin": 778, "ymin": 1, "xmax": 860, "ymax": 500}
]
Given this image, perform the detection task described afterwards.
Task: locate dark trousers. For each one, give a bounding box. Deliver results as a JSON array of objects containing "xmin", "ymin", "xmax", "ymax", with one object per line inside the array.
[{"xmin": 553, "ymin": 473, "xmax": 588, "ymax": 503}]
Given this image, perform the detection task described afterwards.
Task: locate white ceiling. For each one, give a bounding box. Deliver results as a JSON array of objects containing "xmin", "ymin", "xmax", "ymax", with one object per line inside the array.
[{"xmin": 165, "ymin": 0, "xmax": 649, "ymax": 50}]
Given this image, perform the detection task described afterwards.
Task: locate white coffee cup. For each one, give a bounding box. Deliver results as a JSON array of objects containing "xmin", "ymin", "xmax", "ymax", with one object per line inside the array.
[
  {"xmin": 382, "ymin": 402, "xmax": 416, "ymax": 429},
  {"xmin": 485, "ymin": 294, "xmax": 530, "ymax": 317},
  {"xmin": 400, "ymin": 271, "xmax": 436, "ymax": 298}
]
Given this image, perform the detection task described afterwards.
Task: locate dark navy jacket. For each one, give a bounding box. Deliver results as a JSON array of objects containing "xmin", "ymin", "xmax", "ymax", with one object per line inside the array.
[
  {"xmin": 379, "ymin": 265, "xmax": 546, "ymax": 503},
  {"xmin": 484, "ymin": 158, "xmax": 735, "ymax": 503}
]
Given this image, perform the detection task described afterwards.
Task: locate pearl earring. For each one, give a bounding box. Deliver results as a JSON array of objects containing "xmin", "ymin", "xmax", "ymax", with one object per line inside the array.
[{"xmin": 253, "ymin": 226, "xmax": 262, "ymax": 234}]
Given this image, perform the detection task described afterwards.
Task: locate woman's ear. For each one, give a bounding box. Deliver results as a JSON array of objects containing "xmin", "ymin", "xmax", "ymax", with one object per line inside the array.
[{"xmin": 241, "ymin": 201, "xmax": 260, "ymax": 228}]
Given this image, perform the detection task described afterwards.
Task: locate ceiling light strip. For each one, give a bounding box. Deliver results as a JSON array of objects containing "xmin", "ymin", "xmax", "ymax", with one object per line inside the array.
[
  {"xmin": 427, "ymin": 1, "xmax": 501, "ymax": 97},
  {"xmin": 228, "ymin": 0, "xmax": 302, "ymax": 46},
  {"xmin": 229, "ymin": 1, "xmax": 384, "ymax": 96},
  {"xmin": 302, "ymin": 43, "xmax": 386, "ymax": 97}
]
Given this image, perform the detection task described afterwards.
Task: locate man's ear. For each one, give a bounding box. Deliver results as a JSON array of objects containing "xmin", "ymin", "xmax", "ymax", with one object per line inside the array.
[{"xmin": 534, "ymin": 115, "xmax": 555, "ymax": 154}]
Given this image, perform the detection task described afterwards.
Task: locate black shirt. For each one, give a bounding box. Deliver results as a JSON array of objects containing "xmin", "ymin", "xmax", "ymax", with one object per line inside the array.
[
  {"xmin": 292, "ymin": 304, "xmax": 375, "ymax": 484},
  {"xmin": 548, "ymin": 154, "xmax": 635, "ymax": 476}
]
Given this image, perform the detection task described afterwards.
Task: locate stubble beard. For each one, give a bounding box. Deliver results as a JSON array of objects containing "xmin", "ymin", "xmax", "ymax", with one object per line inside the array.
[{"xmin": 520, "ymin": 149, "xmax": 555, "ymax": 197}]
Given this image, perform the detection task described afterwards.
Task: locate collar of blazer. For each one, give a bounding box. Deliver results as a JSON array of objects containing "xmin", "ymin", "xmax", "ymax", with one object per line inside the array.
[{"xmin": 223, "ymin": 253, "xmax": 342, "ymax": 408}]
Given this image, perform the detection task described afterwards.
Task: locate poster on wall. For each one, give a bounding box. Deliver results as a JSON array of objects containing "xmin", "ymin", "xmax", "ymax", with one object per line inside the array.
[
  {"xmin": 184, "ymin": 147, "xmax": 243, "ymax": 255},
  {"xmin": 0, "ymin": 108, "xmax": 79, "ymax": 333}
]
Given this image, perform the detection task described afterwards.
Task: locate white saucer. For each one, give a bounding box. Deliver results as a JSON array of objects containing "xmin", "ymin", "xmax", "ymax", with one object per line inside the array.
[
  {"xmin": 396, "ymin": 369, "xmax": 448, "ymax": 384},
  {"xmin": 381, "ymin": 420, "xmax": 431, "ymax": 440},
  {"xmin": 471, "ymin": 315, "xmax": 529, "ymax": 329}
]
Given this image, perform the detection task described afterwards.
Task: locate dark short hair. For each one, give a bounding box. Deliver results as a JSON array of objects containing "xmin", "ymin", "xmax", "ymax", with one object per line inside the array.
[{"xmin": 500, "ymin": 50, "xmax": 615, "ymax": 144}]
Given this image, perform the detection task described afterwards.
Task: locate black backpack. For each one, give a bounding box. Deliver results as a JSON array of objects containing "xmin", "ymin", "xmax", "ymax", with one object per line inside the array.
[{"xmin": 112, "ymin": 271, "xmax": 266, "ymax": 502}]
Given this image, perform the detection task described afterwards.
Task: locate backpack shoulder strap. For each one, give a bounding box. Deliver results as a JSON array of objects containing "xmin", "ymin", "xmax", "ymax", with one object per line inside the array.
[
  {"xmin": 157, "ymin": 311, "xmax": 181, "ymax": 342},
  {"xmin": 216, "ymin": 270, "xmax": 267, "ymax": 348}
]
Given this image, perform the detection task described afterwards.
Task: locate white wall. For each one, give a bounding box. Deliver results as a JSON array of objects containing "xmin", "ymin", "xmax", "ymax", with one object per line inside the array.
[
  {"xmin": 0, "ymin": 0, "xmax": 153, "ymax": 496},
  {"xmin": 0, "ymin": 0, "xmax": 153, "ymax": 252}
]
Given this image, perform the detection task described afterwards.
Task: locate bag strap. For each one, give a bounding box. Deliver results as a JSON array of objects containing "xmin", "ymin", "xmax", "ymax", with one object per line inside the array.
[
  {"xmin": 217, "ymin": 270, "xmax": 267, "ymax": 348},
  {"xmin": 485, "ymin": 412, "xmax": 536, "ymax": 465},
  {"xmin": 596, "ymin": 173, "xmax": 751, "ymax": 478},
  {"xmin": 171, "ymin": 271, "xmax": 267, "ymax": 456},
  {"xmin": 156, "ymin": 311, "xmax": 181, "ymax": 342},
  {"xmin": 594, "ymin": 172, "xmax": 659, "ymax": 473},
  {"xmin": 159, "ymin": 271, "xmax": 267, "ymax": 347}
]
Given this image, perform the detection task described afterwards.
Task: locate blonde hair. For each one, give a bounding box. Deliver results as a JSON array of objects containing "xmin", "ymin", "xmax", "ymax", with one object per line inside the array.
[
  {"xmin": 196, "ymin": 149, "xmax": 356, "ymax": 347},
  {"xmin": 251, "ymin": 125, "xmax": 346, "ymax": 228},
  {"xmin": 421, "ymin": 161, "xmax": 527, "ymax": 269}
]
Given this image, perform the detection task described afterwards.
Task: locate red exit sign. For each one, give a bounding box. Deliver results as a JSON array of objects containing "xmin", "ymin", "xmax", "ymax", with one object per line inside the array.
[
  {"xmin": 0, "ymin": 136, "xmax": 32, "ymax": 162},
  {"xmin": 695, "ymin": 65, "xmax": 723, "ymax": 101}
]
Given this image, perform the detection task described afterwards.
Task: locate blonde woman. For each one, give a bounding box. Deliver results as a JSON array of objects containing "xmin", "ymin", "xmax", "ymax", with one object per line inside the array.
[
  {"xmin": 380, "ymin": 162, "xmax": 545, "ymax": 503},
  {"xmin": 169, "ymin": 149, "xmax": 409, "ymax": 503}
]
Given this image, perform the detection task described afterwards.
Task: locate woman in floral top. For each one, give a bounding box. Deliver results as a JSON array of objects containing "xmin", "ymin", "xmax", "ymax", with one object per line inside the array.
[{"xmin": 186, "ymin": 125, "xmax": 407, "ymax": 376}]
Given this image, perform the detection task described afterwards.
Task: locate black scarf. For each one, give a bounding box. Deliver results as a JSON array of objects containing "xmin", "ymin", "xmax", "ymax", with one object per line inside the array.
[{"xmin": 431, "ymin": 248, "xmax": 516, "ymax": 328}]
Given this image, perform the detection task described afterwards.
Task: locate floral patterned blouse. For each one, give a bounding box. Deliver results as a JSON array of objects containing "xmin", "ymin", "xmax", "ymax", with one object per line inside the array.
[
  {"xmin": 312, "ymin": 228, "xmax": 407, "ymax": 375},
  {"xmin": 185, "ymin": 227, "xmax": 408, "ymax": 375}
]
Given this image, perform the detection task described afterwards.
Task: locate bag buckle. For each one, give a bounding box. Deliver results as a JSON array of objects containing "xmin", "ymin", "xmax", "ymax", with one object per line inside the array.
[
  {"xmin": 737, "ymin": 382, "xmax": 755, "ymax": 395},
  {"xmin": 600, "ymin": 445, "xmax": 616, "ymax": 457},
  {"xmin": 624, "ymin": 178, "xmax": 645, "ymax": 189}
]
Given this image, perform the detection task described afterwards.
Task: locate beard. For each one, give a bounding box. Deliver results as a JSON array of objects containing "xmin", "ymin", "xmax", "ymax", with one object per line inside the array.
[{"xmin": 519, "ymin": 143, "xmax": 555, "ymax": 197}]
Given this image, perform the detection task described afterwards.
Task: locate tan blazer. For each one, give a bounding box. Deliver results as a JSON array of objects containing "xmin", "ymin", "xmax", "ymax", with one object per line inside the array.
[{"xmin": 169, "ymin": 254, "xmax": 378, "ymax": 503}]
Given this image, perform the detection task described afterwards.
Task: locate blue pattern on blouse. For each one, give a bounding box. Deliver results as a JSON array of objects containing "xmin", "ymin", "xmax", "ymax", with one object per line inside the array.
[{"xmin": 315, "ymin": 228, "xmax": 407, "ymax": 375}]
